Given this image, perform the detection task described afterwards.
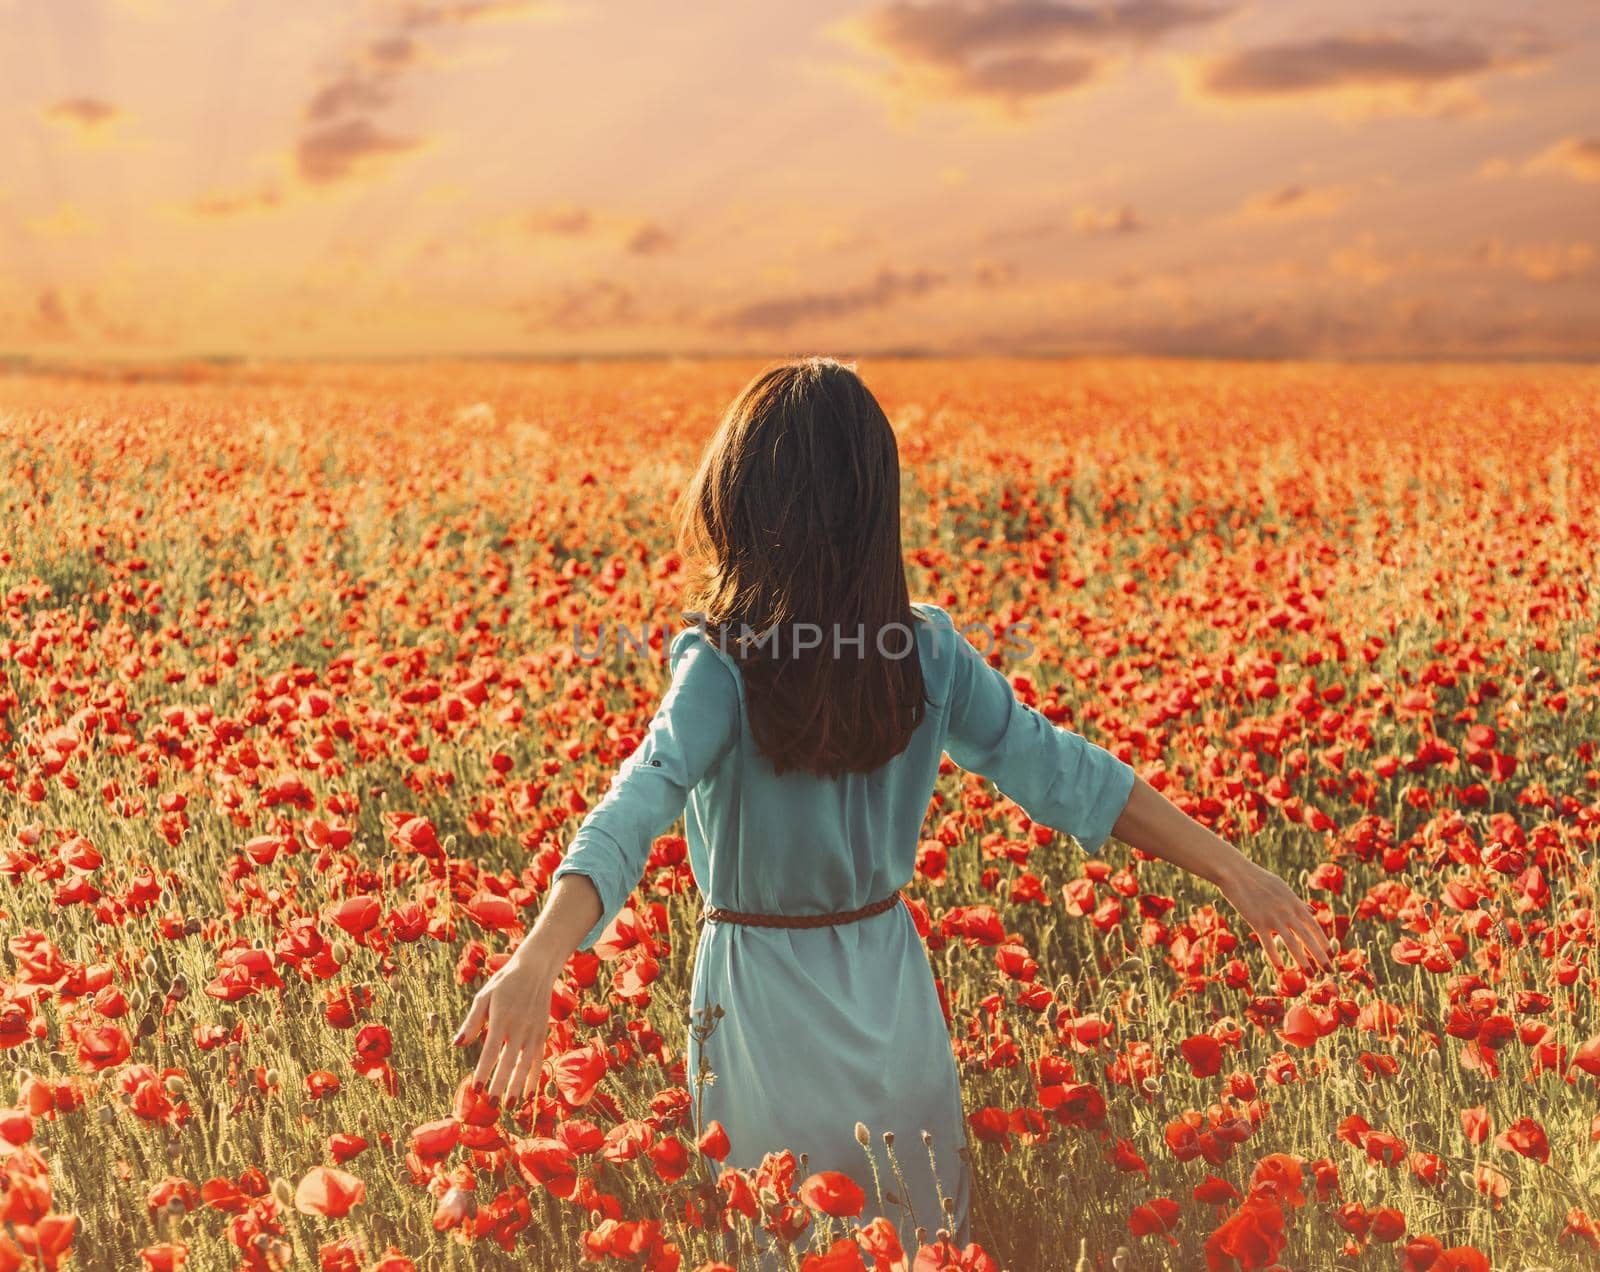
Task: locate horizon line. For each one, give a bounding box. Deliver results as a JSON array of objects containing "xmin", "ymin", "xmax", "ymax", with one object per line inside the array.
[{"xmin": 5, "ymin": 347, "xmax": 1599, "ymax": 370}]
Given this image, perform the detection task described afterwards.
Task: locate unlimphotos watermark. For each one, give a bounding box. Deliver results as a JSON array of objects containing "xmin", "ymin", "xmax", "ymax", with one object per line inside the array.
[{"xmin": 571, "ymin": 612, "xmax": 1037, "ymax": 664}]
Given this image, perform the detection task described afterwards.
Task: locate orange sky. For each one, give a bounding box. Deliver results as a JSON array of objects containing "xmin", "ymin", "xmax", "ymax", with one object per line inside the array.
[{"xmin": 2, "ymin": 0, "xmax": 1597, "ymax": 358}]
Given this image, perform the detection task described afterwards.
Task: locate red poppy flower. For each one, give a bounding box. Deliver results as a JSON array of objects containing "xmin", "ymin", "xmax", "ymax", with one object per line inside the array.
[
  {"xmin": 294, "ymin": 1167, "xmax": 366, "ymax": 1218},
  {"xmin": 1128, "ymin": 1196, "xmax": 1181, "ymax": 1244},
  {"xmin": 798, "ymin": 1171, "xmax": 865, "ymax": 1219}
]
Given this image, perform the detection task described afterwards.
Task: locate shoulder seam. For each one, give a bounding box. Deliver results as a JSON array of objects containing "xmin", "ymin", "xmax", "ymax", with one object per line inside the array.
[{"xmin": 670, "ymin": 625, "xmax": 743, "ymax": 700}]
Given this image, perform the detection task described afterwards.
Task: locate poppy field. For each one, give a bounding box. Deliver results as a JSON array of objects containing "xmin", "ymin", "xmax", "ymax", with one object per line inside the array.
[{"xmin": 1, "ymin": 355, "xmax": 1598, "ymax": 1272}]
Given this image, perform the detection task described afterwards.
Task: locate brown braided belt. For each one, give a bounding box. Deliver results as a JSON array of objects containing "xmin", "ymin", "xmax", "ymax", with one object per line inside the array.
[{"xmin": 702, "ymin": 891, "xmax": 904, "ymax": 929}]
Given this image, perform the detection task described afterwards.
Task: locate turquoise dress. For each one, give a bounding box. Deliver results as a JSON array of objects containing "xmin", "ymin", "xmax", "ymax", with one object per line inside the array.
[{"xmin": 550, "ymin": 601, "xmax": 1136, "ymax": 1254}]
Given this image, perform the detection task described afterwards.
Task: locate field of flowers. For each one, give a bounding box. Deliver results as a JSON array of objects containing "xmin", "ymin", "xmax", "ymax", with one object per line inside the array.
[{"xmin": 0, "ymin": 356, "xmax": 1597, "ymax": 1271}]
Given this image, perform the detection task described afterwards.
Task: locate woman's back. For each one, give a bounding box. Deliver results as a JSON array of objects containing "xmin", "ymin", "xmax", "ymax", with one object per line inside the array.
[
  {"xmin": 553, "ymin": 601, "xmax": 1134, "ymax": 949},
  {"xmin": 547, "ymin": 599, "xmax": 1136, "ymax": 1258}
]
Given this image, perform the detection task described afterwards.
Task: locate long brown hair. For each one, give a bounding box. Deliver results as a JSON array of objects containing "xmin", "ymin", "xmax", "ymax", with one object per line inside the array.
[{"xmin": 676, "ymin": 357, "xmax": 929, "ymax": 778}]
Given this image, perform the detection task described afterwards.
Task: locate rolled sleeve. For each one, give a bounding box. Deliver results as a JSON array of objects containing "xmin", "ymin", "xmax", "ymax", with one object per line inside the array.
[
  {"xmin": 550, "ymin": 627, "xmax": 738, "ymax": 949},
  {"xmin": 938, "ymin": 608, "xmax": 1134, "ymax": 854}
]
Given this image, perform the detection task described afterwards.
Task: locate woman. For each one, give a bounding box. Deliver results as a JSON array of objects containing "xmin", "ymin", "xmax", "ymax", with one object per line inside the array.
[{"xmin": 454, "ymin": 357, "xmax": 1334, "ymax": 1257}]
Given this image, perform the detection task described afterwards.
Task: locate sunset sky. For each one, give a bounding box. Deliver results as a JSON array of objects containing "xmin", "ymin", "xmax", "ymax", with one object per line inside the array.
[{"xmin": 2, "ymin": 0, "xmax": 1597, "ymax": 358}]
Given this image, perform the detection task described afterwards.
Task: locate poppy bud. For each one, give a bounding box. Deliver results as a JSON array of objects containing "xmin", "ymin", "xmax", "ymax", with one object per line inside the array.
[
  {"xmin": 882, "ymin": 1131, "xmax": 894, "ymax": 1146},
  {"xmin": 265, "ymin": 1068, "xmax": 281, "ymax": 1087},
  {"xmin": 272, "ymin": 1178, "xmax": 294, "ymax": 1208},
  {"xmin": 921, "ymin": 1130, "xmax": 933, "ymax": 1146},
  {"xmin": 142, "ymin": 955, "xmax": 158, "ymax": 977}
]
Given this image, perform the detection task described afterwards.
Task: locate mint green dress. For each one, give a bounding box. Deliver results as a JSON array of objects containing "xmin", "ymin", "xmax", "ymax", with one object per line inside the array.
[{"xmin": 550, "ymin": 601, "xmax": 1136, "ymax": 1253}]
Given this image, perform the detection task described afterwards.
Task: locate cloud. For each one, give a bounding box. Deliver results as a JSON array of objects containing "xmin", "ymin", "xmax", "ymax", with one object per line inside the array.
[
  {"xmin": 286, "ymin": 0, "xmax": 559, "ymax": 190},
  {"xmin": 39, "ymin": 97, "xmax": 128, "ymax": 146},
  {"xmin": 525, "ymin": 204, "xmax": 594, "ymax": 236},
  {"xmin": 1190, "ymin": 33, "xmax": 1545, "ymax": 116},
  {"xmin": 516, "ymin": 206, "xmax": 678, "ymax": 255},
  {"xmin": 713, "ymin": 266, "xmax": 947, "ymax": 331},
  {"xmin": 1329, "ymin": 233, "xmax": 1402, "ymax": 286},
  {"xmin": 834, "ymin": 0, "xmax": 1230, "ymax": 117},
  {"xmin": 1524, "ymin": 136, "xmax": 1600, "ymax": 183},
  {"xmin": 12, "ymin": 286, "xmax": 156, "ymax": 346},
  {"xmin": 973, "ymin": 258, "xmax": 1018, "ymax": 288},
  {"xmin": 25, "ymin": 202, "xmax": 98, "ymax": 238},
  {"xmin": 367, "ymin": 34, "xmax": 424, "ymax": 70},
  {"xmin": 297, "ymin": 118, "xmax": 423, "ymax": 184},
  {"xmin": 624, "ymin": 222, "xmax": 675, "ymax": 255},
  {"xmin": 1232, "ymin": 182, "xmax": 1352, "ymax": 222},
  {"xmin": 1073, "ymin": 203, "xmax": 1143, "ymax": 235},
  {"xmin": 1317, "ymin": 232, "xmax": 1595, "ymax": 290},
  {"xmin": 31, "ymin": 288, "xmax": 73, "ymax": 340},
  {"xmin": 980, "ymin": 202, "xmax": 1141, "ymax": 244},
  {"xmin": 180, "ymin": 186, "xmax": 285, "ymax": 220},
  {"xmin": 398, "ymin": 0, "xmax": 561, "ymax": 26},
  {"xmin": 304, "ymin": 73, "xmax": 396, "ymax": 124},
  {"xmin": 1473, "ymin": 237, "xmax": 1596, "ymax": 283},
  {"xmin": 529, "ymin": 279, "xmax": 639, "ymax": 331}
]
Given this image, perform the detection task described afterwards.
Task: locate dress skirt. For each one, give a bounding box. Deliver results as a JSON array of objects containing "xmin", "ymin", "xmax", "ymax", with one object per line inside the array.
[{"xmin": 689, "ymin": 902, "xmax": 971, "ymax": 1260}]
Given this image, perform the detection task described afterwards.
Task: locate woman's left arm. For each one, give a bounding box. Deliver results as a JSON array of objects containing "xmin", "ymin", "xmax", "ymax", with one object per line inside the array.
[{"xmin": 454, "ymin": 628, "xmax": 737, "ymax": 1105}]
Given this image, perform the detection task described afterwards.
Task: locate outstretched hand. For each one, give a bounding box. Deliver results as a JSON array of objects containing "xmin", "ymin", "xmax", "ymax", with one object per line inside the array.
[
  {"xmin": 453, "ymin": 953, "xmax": 559, "ymax": 1109},
  {"xmin": 1215, "ymin": 854, "xmax": 1336, "ymax": 976}
]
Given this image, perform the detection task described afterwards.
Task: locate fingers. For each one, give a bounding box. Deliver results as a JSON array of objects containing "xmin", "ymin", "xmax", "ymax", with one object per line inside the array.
[
  {"xmin": 502, "ymin": 1037, "xmax": 540, "ymax": 1109},
  {"xmin": 487, "ymin": 1026, "xmax": 539, "ymax": 1107},
  {"xmin": 484, "ymin": 1034, "xmax": 520, "ymax": 1106},
  {"xmin": 521, "ymin": 1054, "xmax": 546, "ymax": 1105},
  {"xmin": 520, "ymin": 1025, "xmax": 549, "ymax": 1104},
  {"xmin": 1300, "ymin": 908, "xmax": 1337, "ymax": 969},
  {"xmin": 454, "ymin": 992, "xmax": 490, "ymax": 1047},
  {"xmin": 460, "ymin": 976, "xmax": 550, "ymax": 1113},
  {"xmin": 1282, "ymin": 919, "xmax": 1325, "ymax": 975},
  {"xmin": 1251, "ymin": 922, "xmax": 1286, "ymax": 976},
  {"xmin": 472, "ymin": 1013, "xmax": 509, "ymax": 1090},
  {"xmin": 1287, "ymin": 897, "xmax": 1335, "ymax": 970},
  {"xmin": 1282, "ymin": 909, "xmax": 1336, "ymax": 975}
]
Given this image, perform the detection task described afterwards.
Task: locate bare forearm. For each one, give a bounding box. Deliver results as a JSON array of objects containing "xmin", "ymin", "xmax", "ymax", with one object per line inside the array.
[
  {"xmin": 1109, "ymin": 774, "xmax": 1248, "ymax": 890},
  {"xmin": 1107, "ymin": 774, "xmax": 1335, "ymax": 973},
  {"xmin": 508, "ymin": 873, "xmax": 604, "ymax": 979}
]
